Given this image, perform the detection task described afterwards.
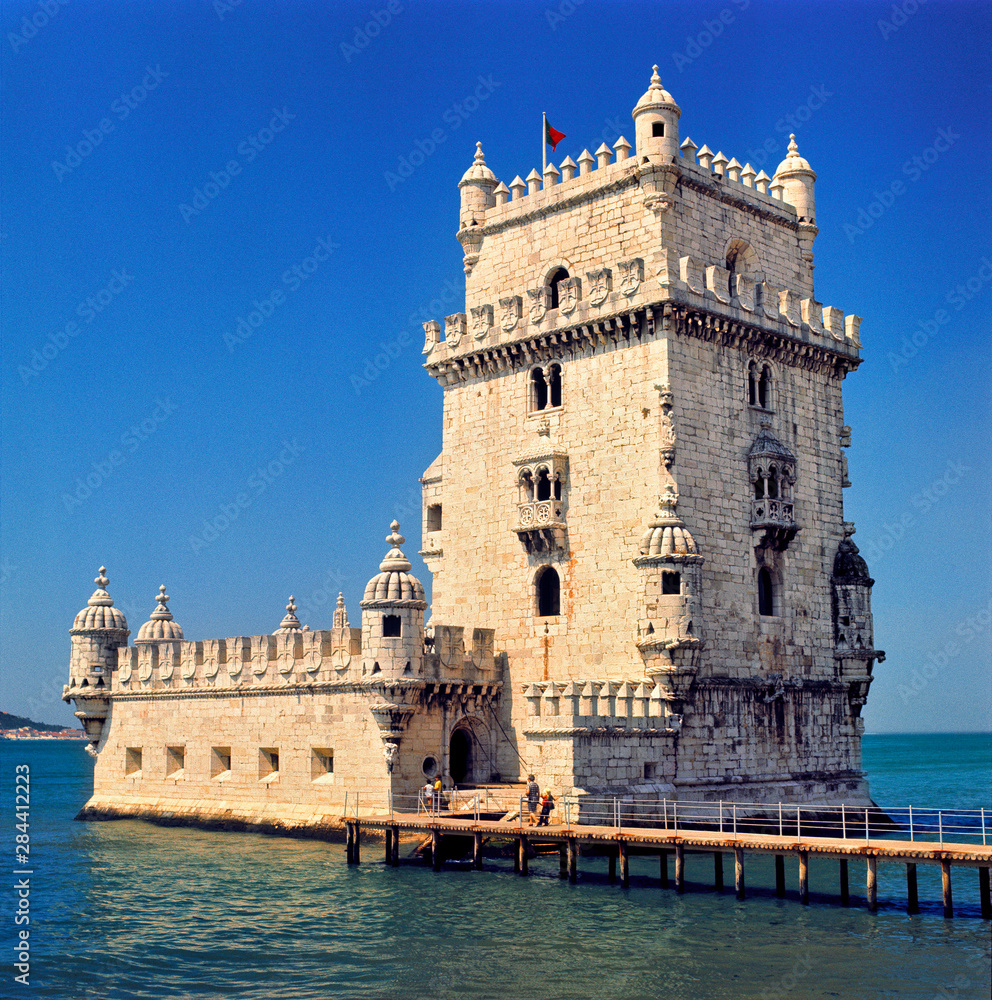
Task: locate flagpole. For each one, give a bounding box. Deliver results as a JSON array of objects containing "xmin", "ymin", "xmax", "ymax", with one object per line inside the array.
[{"xmin": 542, "ymin": 112, "xmax": 547, "ymax": 175}]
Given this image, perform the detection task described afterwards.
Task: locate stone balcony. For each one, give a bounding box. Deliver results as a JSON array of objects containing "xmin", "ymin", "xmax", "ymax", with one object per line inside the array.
[
  {"xmin": 750, "ymin": 498, "xmax": 799, "ymax": 551},
  {"xmin": 514, "ymin": 500, "xmax": 566, "ymax": 552}
]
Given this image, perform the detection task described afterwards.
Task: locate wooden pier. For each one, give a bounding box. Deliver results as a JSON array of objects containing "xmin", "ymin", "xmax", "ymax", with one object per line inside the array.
[{"xmin": 344, "ymin": 813, "xmax": 992, "ymax": 919}]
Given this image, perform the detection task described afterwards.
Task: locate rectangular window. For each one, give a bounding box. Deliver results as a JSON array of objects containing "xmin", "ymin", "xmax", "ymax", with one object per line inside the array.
[
  {"xmin": 211, "ymin": 746, "xmax": 232, "ymax": 780},
  {"xmin": 662, "ymin": 571, "xmax": 681, "ymax": 595},
  {"xmin": 644, "ymin": 762, "xmax": 657, "ymax": 780},
  {"xmin": 259, "ymin": 747, "xmax": 280, "ymax": 781},
  {"xmin": 166, "ymin": 745, "xmax": 185, "ymax": 777},
  {"xmin": 311, "ymin": 748, "xmax": 334, "ymax": 783},
  {"xmin": 382, "ymin": 614, "xmax": 401, "ymax": 637},
  {"xmin": 125, "ymin": 747, "xmax": 142, "ymax": 777},
  {"xmin": 427, "ymin": 504, "xmax": 442, "ymax": 532}
]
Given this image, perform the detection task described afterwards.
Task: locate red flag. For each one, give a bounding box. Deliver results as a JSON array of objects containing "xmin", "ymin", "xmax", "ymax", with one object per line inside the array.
[{"xmin": 545, "ymin": 118, "xmax": 566, "ymax": 152}]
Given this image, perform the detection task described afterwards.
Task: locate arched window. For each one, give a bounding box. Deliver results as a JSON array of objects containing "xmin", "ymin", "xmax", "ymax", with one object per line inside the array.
[
  {"xmin": 767, "ymin": 466, "xmax": 779, "ymax": 499},
  {"xmin": 547, "ymin": 363, "xmax": 562, "ymax": 408},
  {"xmin": 747, "ymin": 361, "xmax": 757, "ymax": 406},
  {"xmin": 519, "ymin": 469, "xmax": 535, "ymax": 502},
  {"xmin": 536, "ymin": 468, "xmax": 551, "ymax": 501},
  {"xmin": 537, "ymin": 567, "xmax": 560, "ymax": 617},
  {"xmin": 758, "ymin": 568, "xmax": 774, "ymax": 617},
  {"xmin": 531, "ymin": 367, "xmax": 548, "ymax": 411},
  {"xmin": 548, "ymin": 268, "xmax": 569, "ymax": 310},
  {"xmin": 754, "ymin": 473, "xmax": 765, "ymax": 499},
  {"xmin": 757, "ymin": 364, "xmax": 771, "ymax": 409}
]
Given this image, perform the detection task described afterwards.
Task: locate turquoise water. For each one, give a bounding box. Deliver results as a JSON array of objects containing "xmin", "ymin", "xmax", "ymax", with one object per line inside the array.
[{"xmin": 3, "ymin": 734, "xmax": 989, "ymax": 999}]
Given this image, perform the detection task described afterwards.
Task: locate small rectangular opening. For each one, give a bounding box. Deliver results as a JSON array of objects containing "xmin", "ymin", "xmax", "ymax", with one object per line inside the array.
[
  {"xmin": 644, "ymin": 762, "xmax": 657, "ymax": 780},
  {"xmin": 166, "ymin": 745, "xmax": 185, "ymax": 778},
  {"xmin": 259, "ymin": 747, "xmax": 280, "ymax": 781},
  {"xmin": 427, "ymin": 504, "xmax": 442, "ymax": 532},
  {"xmin": 211, "ymin": 746, "xmax": 232, "ymax": 780},
  {"xmin": 312, "ymin": 747, "xmax": 334, "ymax": 783},
  {"xmin": 652, "ymin": 122, "xmax": 664, "ymax": 137},
  {"xmin": 125, "ymin": 747, "xmax": 142, "ymax": 777},
  {"xmin": 662, "ymin": 571, "xmax": 681, "ymax": 595},
  {"xmin": 382, "ymin": 614, "xmax": 401, "ymax": 637}
]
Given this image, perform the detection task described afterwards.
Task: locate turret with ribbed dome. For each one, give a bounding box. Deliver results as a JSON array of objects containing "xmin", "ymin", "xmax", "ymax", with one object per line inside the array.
[
  {"xmin": 65, "ymin": 567, "xmax": 130, "ymax": 753},
  {"xmin": 458, "ymin": 141, "xmax": 499, "ymax": 230},
  {"xmin": 632, "ymin": 64, "xmax": 681, "ymax": 161},
  {"xmin": 773, "ymin": 134, "xmax": 817, "ymax": 223},
  {"xmin": 136, "ymin": 586, "xmax": 184, "ymax": 643},
  {"xmin": 360, "ymin": 521, "xmax": 427, "ymax": 680}
]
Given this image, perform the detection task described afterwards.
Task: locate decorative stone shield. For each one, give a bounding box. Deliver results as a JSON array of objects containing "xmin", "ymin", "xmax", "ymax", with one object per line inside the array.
[
  {"xmin": 527, "ymin": 286, "xmax": 549, "ymax": 325},
  {"xmin": 499, "ymin": 295, "xmax": 521, "ymax": 332},
  {"xmin": 471, "ymin": 304, "xmax": 493, "ymax": 341},
  {"xmin": 558, "ymin": 277, "xmax": 581, "ymax": 315},
  {"xmin": 586, "ymin": 268, "xmax": 612, "ymax": 306},
  {"xmin": 618, "ymin": 258, "xmax": 644, "ymax": 296}
]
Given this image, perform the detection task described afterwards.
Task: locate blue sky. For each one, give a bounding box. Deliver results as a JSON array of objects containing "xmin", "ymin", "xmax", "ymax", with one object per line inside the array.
[{"xmin": 1, "ymin": 0, "xmax": 989, "ymax": 733}]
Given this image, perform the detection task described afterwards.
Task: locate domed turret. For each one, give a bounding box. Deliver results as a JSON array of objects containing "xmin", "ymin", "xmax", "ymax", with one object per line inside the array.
[
  {"xmin": 632, "ymin": 65, "xmax": 681, "ymax": 161},
  {"xmin": 273, "ymin": 595, "xmax": 302, "ymax": 634},
  {"xmin": 65, "ymin": 567, "xmax": 130, "ymax": 752},
  {"xmin": 773, "ymin": 134, "xmax": 816, "ymax": 223},
  {"xmin": 135, "ymin": 585, "xmax": 184, "ymax": 643},
  {"xmin": 458, "ymin": 141, "xmax": 498, "ymax": 230},
  {"xmin": 360, "ymin": 521, "xmax": 427, "ymax": 679}
]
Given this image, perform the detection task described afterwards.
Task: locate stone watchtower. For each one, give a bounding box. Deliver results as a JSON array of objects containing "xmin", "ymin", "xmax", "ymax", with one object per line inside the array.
[
  {"xmin": 64, "ymin": 568, "xmax": 129, "ymax": 753},
  {"xmin": 420, "ymin": 67, "xmax": 882, "ymax": 803}
]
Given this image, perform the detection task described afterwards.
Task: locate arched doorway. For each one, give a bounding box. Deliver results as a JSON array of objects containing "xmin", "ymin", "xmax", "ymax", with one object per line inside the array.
[{"xmin": 449, "ymin": 727, "xmax": 473, "ymax": 784}]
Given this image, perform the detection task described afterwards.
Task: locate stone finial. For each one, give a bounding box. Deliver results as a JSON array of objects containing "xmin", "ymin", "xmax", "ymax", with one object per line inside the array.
[
  {"xmin": 459, "ymin": 141, "xmax": 496, "ymax": 185},
  {"xmin": 726, "ymin": 157, "xmax": 742, "ymax": 182},
  {"xmin": 542, "ymin": 161, "xmax": 560, "ymax": 187},
  {"xmin": 509, "ymin": 175, "xmax": 526, "ymax": 200},
  {"xmin": 613, "ymin": 136, "xmax": 632, "ymax": 161},
  {"xmin": 712, "ymin": 151, "xmax": 729, "ymax": 177},
  {"xmin": 275, "ymin": 595, "xmax": 301, "ymax": 634},
  {"xmin": 379, "ymin": 520, "xmax": 412, "ymax": 573},
  {"xmin": 333, "ymin": 592, "xmax": 349, "ymax": 629},
  {"xmin": 769, "ymin": 178, "xmax": 785, "ymax": 200},
  {"xmin": 754, "ymin": 170, "xmax": 770, "ymax": 194},
  {"xmin": 559, "ymin": 155, "xmax": 577, "ymax": 181},
  {"xmin": 577, "ymin": 149, "xmax": 595, "ymax": 176},
  {"xmin": 526, "ymin": 168, "xmax": 542, "ymax": 195},
  {"xmin": 151, "ymin": 585, "xmax": 173, "ymax": 620},
  {"xmin": 88, "ymin": 567, "xmax": 113, "ymax": 606},
  {"xmin": 493, "ymin": 181, "xmax": 509, "ymax": 205},
  {"xmin": 595, "ymin": 143, "xmax": 612, "ymax": 169},
  {"xmin": 697, "ymin": 144, "xmax": 713, "ymax": 170},
  {"xmin": 741, "ymin": 163, "xmax": 756, "ymax": 188},
  {"xmin": 679, "ymin": 137, "xmax": 698, "ymax": 162}
]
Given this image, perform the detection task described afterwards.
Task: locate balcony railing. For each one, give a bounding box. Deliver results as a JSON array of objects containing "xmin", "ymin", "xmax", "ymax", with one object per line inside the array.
[{"xmin": 515, "ymin": 501, "xmax": 566, "ymax": 552}]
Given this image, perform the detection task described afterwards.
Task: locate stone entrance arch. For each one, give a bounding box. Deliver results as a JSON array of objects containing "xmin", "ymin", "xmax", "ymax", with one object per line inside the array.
[{"xmin": 448, "ymin": 715, "xmax": 492, "ymax": 785}]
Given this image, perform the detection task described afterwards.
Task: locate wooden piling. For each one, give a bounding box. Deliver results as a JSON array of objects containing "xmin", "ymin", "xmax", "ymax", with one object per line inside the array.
[
  {"xmin": 775, "ymin": 855, "xmax": 785, "ymax": 898},
  {"xmin": 608, "ymin": 849, "xmax": 617, "ymax": 883},
  {"xmin": 906, "ymin": 863, "xmax": 918, "ymax": 914},
  {"xmin": 385, "ymin": 827, "xmax": 393, "ymax": 865},
  {"xmin": 391, "ymin": 827, "xmax": 399, "ymax": 866},
  {"xmin": 559, "ymin": 843, "xmax": 568, "ymax": 880},
  {"xmin": 518, "ymin": 835, "xmax": 529, "ymax": 875},
  {"xmin": 345, "ymin": 822, "xmax": 354, "ymax": 864},
  {"xmin": 979, "ymin": 867, "xmax": 990, "ymax": 919},
  {"xmin": 473, "ymin": 832, "xmax": 483, "ymax": 870},
  {"xmin": 660, "ymin": 850, "xmax": 670, "ymax": 888},
  {"xmin": 675, "ymin": 843, "xmax": 685, "ymax": 894},
  {"xmin": 866, "ymin": 856, "xmax": 877, "ymax": 912},
  {"xmin": 353, "ymin": 822, "xmax": 361, "ymax": 864},
  {"xmin": 798, "ymin": 851, "xmax": 809, "ymax": 905},
  {"xmin": 567, "ymin": 838, "xmax": 577, "ymax": 883},
  {"xmin": 431, "ymin": 830, "xmax": 441, "ymax": 872},
  {"xmin": 714, "ymin": 852, "xmax": 724, "ymax": 891},
  {"xmin": 941, "ymin": 860, "xmax": 953, "ymax": 918},
  {"xmin": 619, "ymin": 841, "xmax": 629, "ymax": 889},
  {"xmin": 735, "ymin": 846, "xmax": 745, "ymax": 900},
  {"xmin": 839, "ymin": 859, "xmax": 849, "ymax": 906}
]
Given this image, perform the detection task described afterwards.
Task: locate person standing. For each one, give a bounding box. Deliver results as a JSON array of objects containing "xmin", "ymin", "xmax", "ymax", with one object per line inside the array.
[
  {"xmin": 537, "ymin": 789, "xmax": 555, "ymax": 826},
  {"xmin": 526, "ymin": 774, "xmax": 540, "ymax": 825}
]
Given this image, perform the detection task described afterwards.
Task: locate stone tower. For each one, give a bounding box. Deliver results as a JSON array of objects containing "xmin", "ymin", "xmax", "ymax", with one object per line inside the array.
[{"xmin": 420, "ymin": 67, "xmax": 882, "ymax": 802}]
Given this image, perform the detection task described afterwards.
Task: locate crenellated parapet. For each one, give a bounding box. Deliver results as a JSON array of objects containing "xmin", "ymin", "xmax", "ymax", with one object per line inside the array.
[{"xmin": 520, "ymin": 678, "xmax": 681, "ymax": 734}]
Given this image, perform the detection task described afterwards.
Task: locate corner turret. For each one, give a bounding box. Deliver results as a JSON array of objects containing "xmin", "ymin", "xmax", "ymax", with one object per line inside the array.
[
  {"xmin": 360, "ymin": 521, "xmax": 427, "ymax": 679},
  {"xmin": 632, "ymin": 65, "xmax": 681, "ymax": 162},
  {"xmin": 64, "ymin": 567, "xmax": 129, "ymax": 753},
  {"xmin": 457, "ymin": 142, "xmax": 498, "ymax": 272},
  {"xmin": 774, "ymin": 134, "xmax": 818, "ymax": 283}
]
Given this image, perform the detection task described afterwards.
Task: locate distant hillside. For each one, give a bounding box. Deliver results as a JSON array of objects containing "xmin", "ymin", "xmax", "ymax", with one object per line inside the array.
[{"xmin": 0, "ymin": 711, "xmax": 80, "ymax": 732}]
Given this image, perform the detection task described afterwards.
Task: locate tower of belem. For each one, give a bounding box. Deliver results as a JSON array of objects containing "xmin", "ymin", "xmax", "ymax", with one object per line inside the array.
[{"xmin": 65, "ymin": 69, "xmax": 883, "ymax": 835}]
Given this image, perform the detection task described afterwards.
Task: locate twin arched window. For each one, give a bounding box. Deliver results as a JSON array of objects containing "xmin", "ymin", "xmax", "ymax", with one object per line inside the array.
[
  {"xmin": 747, "ymin": 361, "xmax": 773, "ymax": 410},
  {"xmin": 753, "ymin": 464, "xmax": 789, "ymax": 500},
  {"xmin": 531, "ymin": 364, "xmax": 562, "ymax": 411}
]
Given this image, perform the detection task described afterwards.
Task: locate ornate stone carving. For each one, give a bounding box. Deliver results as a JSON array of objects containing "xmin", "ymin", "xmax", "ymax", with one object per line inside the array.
[
  {"xmin": 558, "ymin": 276, "xmax": 581, "ymax": 316},
  {"xmin": 499, "ymin": 295, "xmax": 522, "ymax": 332},
  {"xmin": 527, "ymin": 286, "xmax": 550, "ymax": 325},
  {"xmin": 471, "ymin": 304, "xmax": 493, "ymax": 341},
  {"xmin": 586, "ymin": 268, "xmax": 612, "ymax": 306},
  {"xmin": 618, "ymin": 258, "xmax": 644, "ymax": 296},
  {"xmin": 422, "ymin": 320, "xmax": 440, "ymax": 356},
  {"xmin": 655, "ymin": 382, "xmax": 677, "ymax": 475},
  {"xmin": 445, "ymin": 313, "xmax": 467, "ymax": 348}
]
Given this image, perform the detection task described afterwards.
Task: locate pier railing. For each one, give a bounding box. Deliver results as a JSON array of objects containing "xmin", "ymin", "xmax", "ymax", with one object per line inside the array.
[{"xmin": 351, "ymin": 791, "xmax": 989, "ymax": 846}]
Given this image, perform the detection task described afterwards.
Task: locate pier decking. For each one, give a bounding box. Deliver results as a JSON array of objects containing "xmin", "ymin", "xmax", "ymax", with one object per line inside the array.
[{"xmin": 344, "ymin": 808, "xmax": 992, "ymax": 919}]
